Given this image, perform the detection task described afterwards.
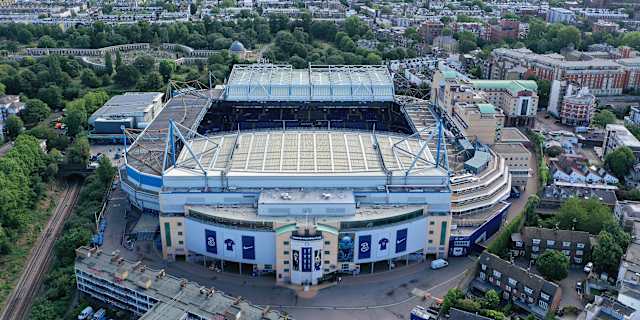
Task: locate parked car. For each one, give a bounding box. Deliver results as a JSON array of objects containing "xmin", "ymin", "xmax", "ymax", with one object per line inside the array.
[
  {"xmin": 584, "ymin": 262, "xmax": 594, "ymax": 273},
  {"xmin": 430, "ymin": 259, "xmax": 449, "ymax": 270},
  {"xmin": 576, "ymin": 281, "xmax": 583, "ymax": 293}
]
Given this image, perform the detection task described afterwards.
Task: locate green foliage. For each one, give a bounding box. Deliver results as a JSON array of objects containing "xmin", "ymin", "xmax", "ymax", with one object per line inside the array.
[
  {"xmin": 158, "ymin": 60, "xmax": 176, "ymax": 82},
  {"xmin": 536, "ymin": 250, "xmax": 569, "ymax": 281},
  {"xmin": 138, "ymin": 71, "xmax": 164, "ymax": 91},
  {"xmin": 80, "ymin": 69, "xmax": 100, "ymax": 88},
  {"xmin": 488, "ymin": 196, "xmax": 538, "ymax": 258},
  {"xmin": 604, "ymin": 146, "xmax": 635, "ymax": 180},
  {"xmin": 593, "ymin": 231, "xmax": 625, "ymax": 274},
  {"xmin": 442, "ymin": 288, "xmax": 465, "ymax": 314},
  {"xmin": 620, "ymin": 32, "xmax": 640, "ymax": 51},
  {"xmin": 5, "ymin": 114, "xmax": 23, "ymax": 140},
  {"xmin": 63, "ymin": 99, "xmax": 87, "ymax": 137},
  {"xmin": 114, "ymin": 64, "xmax": 141, "ymax": 88},
  {"xmin": 551, "ymin": 197, "xmax": 616, "ymax": 234},
  {"xmin": 36, "ymin": 85, "xmax": 63, "ymax": 110},
  {"xmin": 21, "ymin": 99, "xmax": 51, "ymax": 125},
  {"xmin": 523, "ymin": 19, "xmax": 582, "ymax": 53},
  {"xmin": 592, "ymin": 110, "xmax": 617, "ymax": 128},
  {"xmin": 65, "ymin": 135, "xmax": 90, "ymax": 165},
  {"xmin": 483, "ymin": 289, "xmax": 500, "ymax": 310}
]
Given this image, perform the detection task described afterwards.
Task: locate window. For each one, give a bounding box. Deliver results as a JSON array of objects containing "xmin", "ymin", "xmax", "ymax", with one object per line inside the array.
[
  {"xmin": 562, "ymin": 241, "xmax": 571, "ymax": 248},
  {"xmin": 576, "ymin": 250, "xmax": 583, "ymax": 256},
  {"xmin": 524, "ymin": 286, "xmax": 533, "ymax": 295},
  {"xmin": 324, "ymin": 251, "xmax": 330, "ymax": 255},
  {"xmin": 284, "ymin": 261, "xmax": 289, "ymax": 265},
  {"xmin": 508, "ymin": 278, "xmax": 517, "ymax": 286},
  {"xmin": 430, "ymin": 221, "xmax": 435, "ymax": 225},
  {"xmin": 532, "ymin": 245, "xmax": 539, "ymax": 252},
  {"xmin": 324, "ymin": 260, "xmax": 330, "ymax": 264},
  {"xmin": 177, "ymin": 232, "xmax": 183, "ymax": 236},
  {"xmin": 495, "ymin": 279, "xmax": 501, "ymax": 286},
  {"xmin": 532, "ymin": 239, "xmax": 540, "ymax": 245},
  {"xmin": 574, "ymin": 257, "xmax": 582, "ymax": 263},
  {"xmin": 178, "ymin": 240, "xmax": 183, "ymax": 245},
  {"xmin": 505, "ymin": 285, "xmax": 511, "ymax": 292},
  {"xmin": 481, "ymin": 264, "xmax": 486, "ymax": 270},
  {"xmin": 264, "ymin": 265, "xmax": 272, "ymax": 270},
  {"xmin": 177, "ymin": 222, "xmax": 182, "ymax": 226},
  {"xmin": 283, "ymin": 241, "xmax": 290, "ymax": 246},
  {"xmin": 540, "ymin": 292, "xmax": 550, "ymax": 301},
  {"xmin": 562, "ymin": 250, "xmax": 571, "ymax": 256},
  {"xmin": 324, "ymin": 241, "xmax": 331, "ymax": 245},
  {"xmin": 546, "ymin": 240, "xmax": 555, "ymax": 247},
  {"xmin": 428, "ymin": 230, "xmax": 434, "ymax": 235},
  {"xmin": 493, "ymin": 270, "xmax": 502, "ymax": 278},
  {"xmin": 341, "ymin": 263, "xmax": 350, "ymax": 271},
  {"xmin": 324, "ymin": 268, "xmax": 330, "ymax": 272},
  {"xmin": 284, "ymin": 268, "xmax": 289, "ymax": 272},
  {"xmin": 577, "ymin": 243, "xmax": 585, "ymax": 249},
  {"xmin": 284, "ymin": 251, "xmax": 289, "ymax": 255},
  {"xmin": 539, "ymin": 300, "xmax": 549, "ymax": 310},
  {"xmin": 428, "ymin": 240, "xmax": 433, "ymax": 244},
  {"xmin": 164, "ymin": 223, "xmax": 171, "ymax": 247},
  {"xmin": 480, "ymin": 271, "xmax": 486, "ymax": 280}
]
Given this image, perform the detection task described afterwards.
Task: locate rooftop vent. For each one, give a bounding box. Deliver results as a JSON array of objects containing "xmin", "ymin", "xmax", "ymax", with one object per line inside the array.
[
  {"xmin": 322, "ymin": 193, "xmax": 332, "ymax": 200},
  {"xmin": 280, "ymin": 192, "xmax": 292, "ymax": 200}
]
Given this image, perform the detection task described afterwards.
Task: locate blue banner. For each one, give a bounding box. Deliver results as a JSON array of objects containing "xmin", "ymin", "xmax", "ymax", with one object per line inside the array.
[
  {"xmin": 205, "ymin": 229, "xmax": 217, "ymax": 254},
  {"xmin": 242, "ymin": 236, "xmax": 255, "ymax": 260},
  {"xmin": 358, "ymin": 235, "xmax": 371, "ymax": 259},
  {"xmin": 396, "ymin": 228, "xmax": 408, "ymax": 253},
  {"xmin": 302, "ymin": 247, "xmax": 312, "ymax": 272}
]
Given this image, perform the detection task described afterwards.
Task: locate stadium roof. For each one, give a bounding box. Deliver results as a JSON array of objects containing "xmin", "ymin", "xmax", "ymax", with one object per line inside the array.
[
  {"xmin": 170, "ymin": 130, "xmax": 446, "ymax": 177},
  {"xmin": 224, "ymin": 64, "xmax": 395, "ymax": 102}
]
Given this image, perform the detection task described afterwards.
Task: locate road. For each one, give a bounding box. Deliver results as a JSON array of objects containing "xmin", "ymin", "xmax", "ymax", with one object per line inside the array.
[{"xmin": 0, "ymin": 180, "xmax": 82, "ymax": 320}]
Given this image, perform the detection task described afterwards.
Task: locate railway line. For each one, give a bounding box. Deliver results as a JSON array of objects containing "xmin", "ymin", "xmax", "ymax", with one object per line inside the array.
[{"xmin": 0, "ymin": 179, "xmax": 82, "ymax": 320}]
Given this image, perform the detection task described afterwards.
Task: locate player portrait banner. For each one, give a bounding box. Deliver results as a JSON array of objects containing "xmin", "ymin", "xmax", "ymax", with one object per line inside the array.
[
  {"xmin": 358, "ymin": 235, "xmax": 371, "ymax": 259},
  {"xmin": 205, "ymin": 229, "xmax": 217, "ymax": 254},
  {"xmin": 314, "ymin": 250, "xmax": 322, "ymax": 271},
  {"xmin": 395, "ymin": 228, "xmax": 408, "ymax": 253},
  {"xmin": 241, "ymin": 236, "xmax": 255, "ymax": 260},
  {"xmin": 292, "ymin": 250, "xmax": 300, "ymax": 271}
]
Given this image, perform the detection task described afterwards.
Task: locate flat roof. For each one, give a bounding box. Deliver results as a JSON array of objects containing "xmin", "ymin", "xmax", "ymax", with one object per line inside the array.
[
  {"xmin": 500, "ymin": 127, "xmax": 530, "ymax": 143},
  {"xmin": 75, "ymin": 247, "xmax": 286, "ymax": 320},
  {"xmin": 171, "ymin": 129, "xmax": 447, "ymax": 177},
  {"xmin": 492, "ymin": 143, "xmax": 530, "ymax": 155},
  {"xmin": 477, "ymin": 103, "xmax": 496, "ymax": 114},
  {"xmin": 471, "ymin": 80, "xmax": 538, "ymax": 96},
  {"xmin": 92, "ymin": 92, "xmax": 163, "ymax": 118}
]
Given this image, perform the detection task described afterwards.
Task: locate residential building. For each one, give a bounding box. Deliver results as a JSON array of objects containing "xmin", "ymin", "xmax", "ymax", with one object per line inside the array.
[
  {"xmin": 419, "ymin": 20, "xmax": 444, "ymax": 44},
  {"xmin": 492, "ymin": 143, "xmax": 531, "ymax": 188},
  {"xmin": 454, "ymin": 102, "xmax": 505, "ymax": 145},
  {"xmin": 488, "ymin": 48, "xmax": 629, "ymax": 96},
  {"xmin": 511, "ymin": 227, "xmax": 591, "ymax": 264},
  {"xmin": 470, "ymin": 80, "xmax": 538, "ymax": 127},
  {"xmin": 547, "ymin": 7, "xmax": 576, "ymax": 23},
  {"xmin": 624, "ymin": 106, "xmax": 640, "ymax": 126},
  {"xmin": 539, "ymin": 185, "xmax": 618, "ymax": 211},
  {"xmin": 488, "ymin": 19, "xmax": 519, "ymax": 43},
  {"xmin": 549, "ymin": 154, "xmax": 619, "ymax": 185},
  {"xmin": 582, "ymin": 296, "xmax": 639, "ymax": 320},
  {"xmin": 0, "ymin": 95, "xmax": 24, "ymax": 140},
  {"xmin": 432, "ymin": 36, "xmax": 458, "ymax": 54},
  {"xmin": 593, "ymin": 20, "xmax": 619, "ymax": 33},
  {"xmin": 472, "ymin": 252, "xmax": 562, "ymax": 319},
  {"xmin": 74, "ymin": 246, "xmax": 287, "ymax": 319},
  {"xmin": 559, "ymin": 87, "xmax": 596, "ymax": 127},
  {"xmin": 603, "ymin": 124, "xmax": 640, "ymax": 160},
  {"xmin": 615, "ymin": 200, "xmax": 640, "ymax": 230},
  {"xmin": 616, "ymin": 224, "xmax": 640, "ymax": 311}
]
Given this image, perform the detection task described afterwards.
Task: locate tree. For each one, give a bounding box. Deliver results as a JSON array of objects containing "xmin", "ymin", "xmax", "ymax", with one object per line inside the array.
[
  {"xmin": 63, "ymin": 99, "xmax": 87, "ymax": 137},
  {"xmin": 138, "ymin": 72, "xmax": 164, "ymax": 91},
  {"xmin": 21, "ymin": 99, "xmax": 51, "ymax": 125},
  {"xmin": 442, "ymin": 288, "xmax": 464, "ymax": 314},
  {"xmin": 592, "ymin": 110, "xmax": 616, "ymax": 128},
  {"xmin": 4, "ymin": 115, "xmax": 23, "ymax": 140},
  {"xmin": 104, "ymin": 52, "xmax": 114, "ymax": 75},
  {"xmin": 37, "ymin": 85, "xmax": 63, "ymax": 110},
  {"xmin": 592, "ymin": 231, "xmax": 624, "ymax": 274},
  {"xmin": 536, "ymin": 250, "xmax": 569, "ymax": 281},
  {"xmin": 65, "ymin": 135, "xmax": 90, "ymax": 165},
  {"xmin": 158, "ymin": 60, "xmax": 176, "ymax": 82},
  {"xmin": 621, "ymin": 32, "xmax": 640, "ymax": 51},
  {"xmin": 80, "ymin": 69, "xmax": 100, "ymax": 88},
  {"xmin": 553, "ymin": 197, "xmax": 616, "ymax": 235},
  {"xmin": 133, "ymin": 55, "xmax": 155, "ymax": 73},
  {"xmin": 114, "ymin": 65, "xmax": 141, "ymax": 88},
  {"xmin": 605, "ymin": 146, "xmax": 636, "ymax": 180},
  {"xmin": 484, "ymin": 289, "xmax": 500, "ymax": 310}
]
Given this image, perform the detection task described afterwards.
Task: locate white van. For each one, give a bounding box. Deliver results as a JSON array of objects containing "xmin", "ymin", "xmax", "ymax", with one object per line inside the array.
[
  {"xmin": 430, "ymin": 259, "xmax": 449, "ymax": 270},
  {"xmin": 78, "ymin": 306, "xmax": 94, "ymax": 320}
]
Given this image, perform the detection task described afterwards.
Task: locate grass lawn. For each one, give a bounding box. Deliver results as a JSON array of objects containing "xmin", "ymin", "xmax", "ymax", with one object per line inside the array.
[{"xmin": 0, "ymin": 182, "xmax": 63, "ymax": 310}]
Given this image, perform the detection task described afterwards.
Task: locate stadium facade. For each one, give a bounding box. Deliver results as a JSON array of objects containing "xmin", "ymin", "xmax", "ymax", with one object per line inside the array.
[{"xmin": 120, "ymin": 64, "xmax": 511, "ymax": 286}]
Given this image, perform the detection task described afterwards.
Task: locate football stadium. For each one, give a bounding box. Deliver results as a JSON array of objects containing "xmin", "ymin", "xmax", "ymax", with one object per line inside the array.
[{"xmin": 120, "ymin": 64, "xmax": 511, "ymax": 286}]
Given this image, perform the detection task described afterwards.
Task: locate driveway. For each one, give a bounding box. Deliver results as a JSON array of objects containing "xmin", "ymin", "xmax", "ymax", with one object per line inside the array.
[{"xmin": 559, "ymin": 268, "xmax": 587, "ymax": 309}]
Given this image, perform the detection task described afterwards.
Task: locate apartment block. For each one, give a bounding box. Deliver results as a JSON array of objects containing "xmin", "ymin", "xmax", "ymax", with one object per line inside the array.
[
  {"xmin": 511, "ymin": 227, "xmax": 591, "ymax": 264},
  {"xmin": 472, "ymin": 252, "xmax": 562, "ymax": 319}
]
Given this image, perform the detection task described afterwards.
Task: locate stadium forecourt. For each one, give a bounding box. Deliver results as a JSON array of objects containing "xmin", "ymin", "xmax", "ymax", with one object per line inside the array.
[{"xmin": 120, "ymin": 64, "xmax": 511, "ymax": 286}]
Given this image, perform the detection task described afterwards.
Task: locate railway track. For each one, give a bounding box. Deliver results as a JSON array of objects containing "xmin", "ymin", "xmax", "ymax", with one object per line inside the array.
[{"xmin": 0, "ymin": 179, "xmax": 82, "ymax": 320}]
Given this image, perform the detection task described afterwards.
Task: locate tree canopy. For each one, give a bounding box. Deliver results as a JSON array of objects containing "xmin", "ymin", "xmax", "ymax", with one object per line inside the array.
[
  {"xmin": 604, "ymin": 146, "xmax": 636, "ymax": 180},
  {"xmin": 536, "ymin": 250, "xmax": 569, "ymax": 281},
  {"xmin": 592, "ymin": 110, "xmax": 617, "ymax": 128}
]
